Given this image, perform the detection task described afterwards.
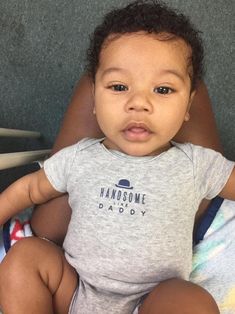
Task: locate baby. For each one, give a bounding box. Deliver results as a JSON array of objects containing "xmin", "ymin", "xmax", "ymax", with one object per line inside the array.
[{"xmin": 0, "ymin": 1, "xmax": 234, "ymax": 313}]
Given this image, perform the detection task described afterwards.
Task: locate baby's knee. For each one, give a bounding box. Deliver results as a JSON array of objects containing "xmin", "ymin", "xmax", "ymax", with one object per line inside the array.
[
  {"xmin": 0, "ymin": 237, "xmax": 73, "ymax": 313},
  {"xmin": 0, "ymin": 238, "xmax": 34, "ymax": 304},
  {"xmin": 139, "ymin": 278, "xmax": 220, "ymax": 314},
  {"xmin": 0, "ymin": 237, "xmax": 63, "ymax": 289},
  {"xmin": 0, "ymin": 238, "xmax": 38, "ymax": 287}
]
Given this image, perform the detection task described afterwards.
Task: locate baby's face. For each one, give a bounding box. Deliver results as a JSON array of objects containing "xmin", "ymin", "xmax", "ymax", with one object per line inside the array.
[{"xmin": 93, "ymin": 32, "xmax": 195, "ymax": 157}]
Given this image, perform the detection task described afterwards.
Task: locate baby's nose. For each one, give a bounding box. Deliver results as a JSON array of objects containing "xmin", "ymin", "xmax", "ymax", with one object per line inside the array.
[{"xmin": 126, "ymin": 93, "xmax": 153, "ymax": 113}]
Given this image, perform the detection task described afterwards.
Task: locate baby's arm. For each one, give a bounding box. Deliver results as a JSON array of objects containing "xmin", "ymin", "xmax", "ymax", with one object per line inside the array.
[{"xmin": 0, "ymin": 169, "xmax": 62, "ymax": 226}]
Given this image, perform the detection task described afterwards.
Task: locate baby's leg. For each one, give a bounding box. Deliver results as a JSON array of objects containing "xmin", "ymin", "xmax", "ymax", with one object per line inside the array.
[
  {"xmin": 0, "ymin": 237, "xmax": 77, "ymax": 314},
  {"xmin": 138, "ymin": 278, "xmax": 219, "ymax": 314}
]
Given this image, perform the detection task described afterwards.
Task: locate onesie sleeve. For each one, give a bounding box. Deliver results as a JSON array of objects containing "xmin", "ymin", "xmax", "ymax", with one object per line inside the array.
[
  {"xmin": 43, "ymin": 143, "xmax": 78, "ymax": 193},
  {"xmin": 191, "ymin": 144, "xmax": 234, "ymax": 201}
]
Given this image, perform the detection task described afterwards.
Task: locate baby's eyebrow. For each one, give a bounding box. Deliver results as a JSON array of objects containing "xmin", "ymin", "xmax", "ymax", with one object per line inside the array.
[
  {"xmin": 159, "ymin": 69, "xmax": 185, "ymax": 82},
  {"xmin": 101, "ymin": 67, "xmax": 186, "ymax": 82},
  {"xmin": 101, "ymin": 67, "xmax": 127, "ymax": 77}
]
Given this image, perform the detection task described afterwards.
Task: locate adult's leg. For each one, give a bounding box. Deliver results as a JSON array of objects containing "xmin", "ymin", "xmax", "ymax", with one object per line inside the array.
[
  {"xmin": 139, "ymin": 278, "xmax": 220, "ymax": 314},
  {"xmin": 31, "ymin": 194, "xmax": 72, "ymax": 245},
  {"xmin": 0, "ymin": 237, "xmax": 77, "ymax": 314}
]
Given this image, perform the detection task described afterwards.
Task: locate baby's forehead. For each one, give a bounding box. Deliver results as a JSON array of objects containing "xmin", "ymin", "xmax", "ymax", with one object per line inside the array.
[
  {"xmin": 101, "ymin": 32, "xmax": 192, "ymax": 59},
  {"xmin": 99, "ymin": 32, "xmax": 192, "ymax": 69}
]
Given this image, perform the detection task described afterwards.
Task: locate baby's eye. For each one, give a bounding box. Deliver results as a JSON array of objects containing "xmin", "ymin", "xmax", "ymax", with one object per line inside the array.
[
  {"xmin": 109, "ymin": 84, "xmax": 128, "ymax": 92},
  {"xmin": 154, "ymin": 86, "xmax": 174, "ymax": 95}
]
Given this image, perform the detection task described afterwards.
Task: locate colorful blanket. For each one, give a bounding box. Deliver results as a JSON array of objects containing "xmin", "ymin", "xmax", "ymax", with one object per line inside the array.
[
  {"xmin": 1, "ymin": 208, "xmax": 33, "ymax": 262},
  {"xmin": 191, "ymin": 199, "xmax": 235, "ymax": 313}
]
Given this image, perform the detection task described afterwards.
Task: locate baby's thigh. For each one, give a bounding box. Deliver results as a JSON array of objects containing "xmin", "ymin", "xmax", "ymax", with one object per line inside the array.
[
  {"xmin": 0, "ymin": 237, "xmax": 77, "ymax": 313},
  {"xmin": 138, "ymin": 278, "xmax": 219, "ymax": 314}
]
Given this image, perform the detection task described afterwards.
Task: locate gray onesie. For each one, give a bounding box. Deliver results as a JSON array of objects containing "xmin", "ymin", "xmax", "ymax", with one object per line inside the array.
[{"xmin": 44, "ymin": 138, "xmax": 234, "ymax": 314}]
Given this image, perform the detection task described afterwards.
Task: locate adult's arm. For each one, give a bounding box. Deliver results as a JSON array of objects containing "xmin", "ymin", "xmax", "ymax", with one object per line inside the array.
[{"xmin": 31, "ymin": 75, "xmax": 223, "ymax": 245}]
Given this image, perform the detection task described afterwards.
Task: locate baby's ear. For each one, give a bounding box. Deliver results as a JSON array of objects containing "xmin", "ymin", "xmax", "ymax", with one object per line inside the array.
[
  {"xmin": 92, "ymin": 83, "xmax": 96, "ymax": 114},
  {"xmin": 91, "ymin": 82, "xmax": 95, "ymax": 96},
  {"xmin": 189, "ymin": 89, "xmax": 196, "ymax": 107},
  {"xmin": 184, "ymin": 112, "xmax": 190, "ymax": 121},
  {"xmin": 185, "ymin": 90, "xmax": 196, "ymax": 121}
]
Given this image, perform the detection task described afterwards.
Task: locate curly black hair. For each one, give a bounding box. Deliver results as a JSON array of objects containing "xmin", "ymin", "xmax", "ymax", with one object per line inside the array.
[{"xmin": 86, "ymin": 0, "xmax": 204, "ymax": 90}]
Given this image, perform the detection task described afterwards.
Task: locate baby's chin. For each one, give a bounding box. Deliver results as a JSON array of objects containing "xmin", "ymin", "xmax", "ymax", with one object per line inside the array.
[
  {"xmin": 103, "ymin": 138, "xmax": 171, "ymax": 157},
  {"xmin": 116, "ymin": 144, "xmax": 168, "ymax": 157},
  {"xmin": 123, "ymin": 139, "xmax": 173, "ymax": 156}
]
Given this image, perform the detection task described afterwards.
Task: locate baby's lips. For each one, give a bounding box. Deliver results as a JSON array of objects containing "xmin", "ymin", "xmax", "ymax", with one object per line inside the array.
[
  {"xmin": 124, "ymin": 122, "xmax": 152, "ymax": 133},
  {"xmin": 127, "ymin": 126, "xmax": 149, "ymax": 134},
  {"xmin": 122, "ymin": 122, "xmax": 153, "ymax": 141}
]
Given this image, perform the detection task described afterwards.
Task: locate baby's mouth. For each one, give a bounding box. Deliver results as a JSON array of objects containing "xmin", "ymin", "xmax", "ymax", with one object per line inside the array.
[{"xmin": 123, "ymin": 123, "xmax": 152, "ymax": 141}]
